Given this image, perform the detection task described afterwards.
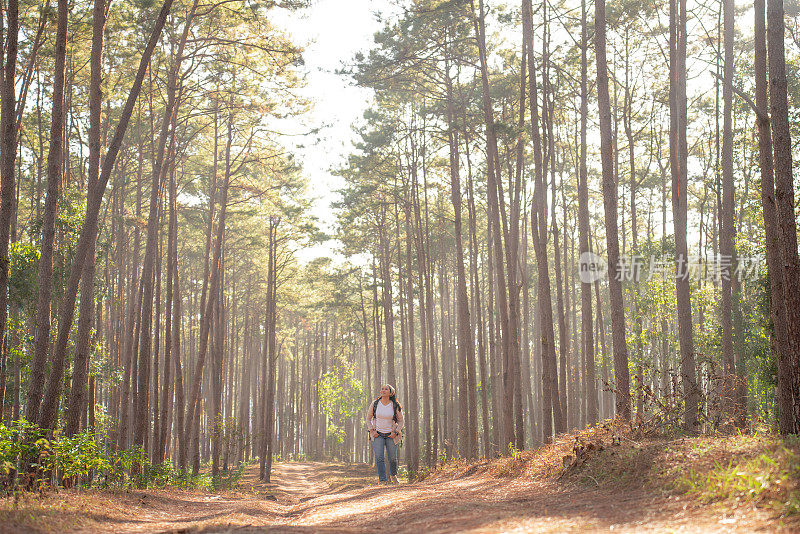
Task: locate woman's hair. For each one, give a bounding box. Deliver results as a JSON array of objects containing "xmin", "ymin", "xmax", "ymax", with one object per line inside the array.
[{"xmin": 376, "ymin": 384, "xmax": 403, "ymax": 411}]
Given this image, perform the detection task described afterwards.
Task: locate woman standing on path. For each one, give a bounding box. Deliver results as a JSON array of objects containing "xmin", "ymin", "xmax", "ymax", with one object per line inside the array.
[{"xmin": 365, "ymin": 384, "xmax": 404, "ymax": 484}]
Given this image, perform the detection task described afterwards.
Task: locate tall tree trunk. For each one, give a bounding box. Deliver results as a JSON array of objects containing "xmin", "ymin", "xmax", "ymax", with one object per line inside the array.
[
  {"xmin": 487, "ymin": 227, "xmax": 500, "ymax": 450},
  {"xmin": 261, "ymin": 219, "xmax": 280, "ymax": 481},
  {"xmin": 151, "ymin": 215, "xmax": 164, "ymax": 458},
  {"xmin": 508, "ymin": 29, "xmax": 527, "ymax": 449},
  {"xmin": 438, "ymin": 255, "xmax": 453, "ymax": 457},
  {"xmin": 595, "ymin": 0, "xmax": 631, "ymax": 420},
  {"xmin": 523, "ymin": 0, "xmax": 564, "ymax": 440},
  {"xmin": 720, "ymin": 0, "xmax": 739, "ymax": 422},
  {"xmin": 422, "ymin": 145, "xmax": 440, "ymax": 464},
  {"xmin": 211, "ymin": 259, "xmax": 224, "ymax": 476},
  {"xmin": 445, "ymin": 62, "xmax": 477, "ymax": 458},
  {"xmin": 65, "ymin": 0, "xmax": 106, "ymax": 438},
  {"xmin": 463, "ymin": 122, "xmax": 491, "ymax": 457},
  {"xmin": 0, "ymin": 0, "xmax": 19, "ymax": 409},
  {"xmin": 552, "ymin": 174, "xmax": 569, "ymax": 427},
  {"xmin": 622, "ymin": 32, "xmax": 645, "ymax": 420},
  {"xmin": 520, "ymin": 210, "xmax": 536, "ymax": 442},
  {"xmin": 156, "ymin": 158, "xmax": 179, "ymax": 463},
  {"xmin": 37, "ymin": 0, "xmax": 176, "ymax": 431},
  {"xmin": 359, "ymin": 274, "xmax": 372, "ymax": 410},
  {"xmin": 411, "ymin": 158, "xmax": 433, "ymax": 466},
  {"xmin": 471, "ymin": 0, "xmax": 515, "ymax": 451},
  {"xmin": 396, "ymin": 205, "xmax": 409, "ymax": 466},
  {"xmin": 404, "ymin": 203, "xmax": 420, "ymax": 476},
  {"xmin": 767, "ymin": 0, "xmax": 800, "ymax": 433},
  {"xmin": 134, "ymin": 0, "xmax": 197, "ymax": 459},
  {"xmin": 184, "ymin": 142, "xmax": 231, "ymax": 459},
  {"xmin": 211, "ymin": 105, "xmax": 234, "ymax": 476},
  {"xmin": 541, "ymin": 2, "xmax": 569, "ymax": 430},
  {"xmin": 26, "ymin": 0, "xmax": 68, "ymax": 426},
  {"xmin": 670, "ymin": 0, "xmax": 699, "ymax": 430},
  {"xmin": 754, "ymin": 0, "xmax": 790, "ymax": 434},
  {"xmin": 372, "ymin": 257, "xmax": 381, "ymax": 391},
  {"xmin": 579, "ymin": 0, "xmax": 598, "ymax": 425},
  {"xmin": 378, "ymin": 213, "xmax": 396, "ymax": 387}
]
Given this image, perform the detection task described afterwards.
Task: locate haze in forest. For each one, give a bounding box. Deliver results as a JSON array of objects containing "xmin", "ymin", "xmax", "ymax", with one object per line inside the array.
[
  {"xmin": 271, "ymin": 0, "xmax": 381, "ymax": 263},
  {"xmin": 0, "ymin": 0, "xmax": 798, "ymax": 532}
]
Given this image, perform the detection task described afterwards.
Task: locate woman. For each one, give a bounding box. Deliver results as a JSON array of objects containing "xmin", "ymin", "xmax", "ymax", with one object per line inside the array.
[{"xmin": 365, "ymin": 384, "xmax": 404, "ymax": 484}]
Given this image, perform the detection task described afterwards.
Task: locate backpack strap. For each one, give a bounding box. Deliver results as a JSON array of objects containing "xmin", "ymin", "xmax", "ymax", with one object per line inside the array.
[{"xmin": 374, "ymin": 398, "xmax": 401, "ymax": 424}]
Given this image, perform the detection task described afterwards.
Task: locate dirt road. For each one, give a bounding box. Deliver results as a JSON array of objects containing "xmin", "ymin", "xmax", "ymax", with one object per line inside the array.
[{"xmin": 0, "ymin": 461, "xmax": 786, "ymax": 533}]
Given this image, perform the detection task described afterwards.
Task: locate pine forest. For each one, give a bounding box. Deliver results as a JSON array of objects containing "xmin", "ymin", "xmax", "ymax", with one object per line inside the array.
[{"xmin": 0, "ymin": 0, "xmax": 799, "ymax": 531}]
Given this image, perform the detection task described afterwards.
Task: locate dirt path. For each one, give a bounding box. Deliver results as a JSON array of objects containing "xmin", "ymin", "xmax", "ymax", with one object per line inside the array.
[
  {"xmin": 0, "ymin": 461, "xmax": 788, "ymax": 533},
  {"xmin": 267, "ymin": 462, "xmax": 331, "ymax": 502},
  {"xmin": 263, "ymin": 464, "xmax": 781, "ymax": 534}
]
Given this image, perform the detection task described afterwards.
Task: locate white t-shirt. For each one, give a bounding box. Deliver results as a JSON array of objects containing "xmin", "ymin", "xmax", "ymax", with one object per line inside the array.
[{"xmin": 375, "ymin": 400, "xmax": 395, "ymax": 433}]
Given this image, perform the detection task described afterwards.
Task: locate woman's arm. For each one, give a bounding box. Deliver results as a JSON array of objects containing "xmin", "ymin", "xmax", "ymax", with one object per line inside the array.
[
  {"xmin": 365, "ymin": 401, "xmax": 375, "ymax": 431},
  {"xmin": 393, "ymin": 405, "xmax": 405, "ymax": 433}
]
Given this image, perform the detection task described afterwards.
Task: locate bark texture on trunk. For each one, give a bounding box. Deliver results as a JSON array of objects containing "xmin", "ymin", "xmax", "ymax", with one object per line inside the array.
[
  {"xmin": 27, "ymin": 0, "xmax": 68, "ymax": 427},
  {"xmin": 35, "ymin": 0, "xmax": 176, "ymax": 431},
  {"xmin": 0, "ymin": 0, "xmax": 19, "ymax": 412},
  {"xmin": 720, "ymin": 0, "xmax": 739, "ymax": 422},
  {"xmin": 523, "ymin": 0, "xmax": 564, "ymax": 440},
  {"xmin": 65, "ymin": 0, "xmax": 106, "ymax": 438},
  {"xmin": 578, "ymin": 0, "xmax": 598, "ymax": 425},
  {"xmin": 768, "ymin": 0, "xmax": 800, "ymax": 433},
  {"xmin": 670, "ymin": 0, "xmax": 699, "ymax": 431},
  {"xmin": 754, "ymin": 0, "xmax": 791, "ymax": 434},
  {"xmin": 595, "ymin": 0, "xmax": 631, "ymax": 420}
]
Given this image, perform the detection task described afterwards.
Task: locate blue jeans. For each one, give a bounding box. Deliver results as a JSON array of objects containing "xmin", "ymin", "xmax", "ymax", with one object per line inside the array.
[{"xmin": 371, "ymin": 433, "xmax": 398, "ymax": 482}]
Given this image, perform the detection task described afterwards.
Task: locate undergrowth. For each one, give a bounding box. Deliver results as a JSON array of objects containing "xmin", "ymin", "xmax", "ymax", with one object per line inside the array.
[
  {"xmin": 421, "ymin": 418, "xmax": 800, "ymax": 521},
  {"xmin": 141, "ymin": 460, "xmax": 247, "ymax": 491},
  {"xmin": 559, "ymin": 425, "xmax": 800, "ymax": 519},
  {"xmin": 1, "ymin": 419, "xmax": 248, "ymax": 494},
  {"xmin": 669, "ymin": 433, "xmax": 800, "ymax": 516}
]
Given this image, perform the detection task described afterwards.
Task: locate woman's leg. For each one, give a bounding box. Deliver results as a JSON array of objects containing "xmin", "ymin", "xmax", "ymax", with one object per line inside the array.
[
  {"xmin": 371, "ymin": 436, "xmax": 387, "ymax": 482},
  {"xmin": 386, "ymin": 438, "xmax": 398, "ymax": 477}
]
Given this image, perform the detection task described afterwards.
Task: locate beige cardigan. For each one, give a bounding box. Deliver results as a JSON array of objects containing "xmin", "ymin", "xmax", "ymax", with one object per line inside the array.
[{"xmin": 365, "ymin": 398, "xmax": 404, "ymax": 445}]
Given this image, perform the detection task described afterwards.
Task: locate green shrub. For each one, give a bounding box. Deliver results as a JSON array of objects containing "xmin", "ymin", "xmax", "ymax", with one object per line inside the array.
[{"xmin": 0, "ymin": 419, "xmax": 247, "ymax": 493}]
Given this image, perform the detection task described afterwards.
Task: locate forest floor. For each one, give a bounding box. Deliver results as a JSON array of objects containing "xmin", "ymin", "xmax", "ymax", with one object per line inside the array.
[{"xmin": 1, "ymin": 427, "xmax": 799, "ymax": 533}]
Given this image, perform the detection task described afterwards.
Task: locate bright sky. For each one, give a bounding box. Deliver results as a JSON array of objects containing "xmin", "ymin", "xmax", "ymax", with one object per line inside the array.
[
  {"xmin": 272, "ymin": 0, "xmax": 388, "ymax": 264},
  {"xmin": 270, "ymin": 0, "xmax": 750, "ymax": 267}
]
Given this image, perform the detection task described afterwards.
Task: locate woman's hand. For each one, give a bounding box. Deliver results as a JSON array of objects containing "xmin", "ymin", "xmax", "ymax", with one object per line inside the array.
[
  {"xmin": 370, "ymin": 429, "xmax": 378, "ymax": 439},
  {"xmin": 390, "ymin": 430, "xmax": 400, "ymax": 439}
]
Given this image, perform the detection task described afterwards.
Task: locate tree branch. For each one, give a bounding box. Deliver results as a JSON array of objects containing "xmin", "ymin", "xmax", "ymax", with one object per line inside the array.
[{"xmin": 712, "ymin": 71, "xmax": 768, "ymax": 122}]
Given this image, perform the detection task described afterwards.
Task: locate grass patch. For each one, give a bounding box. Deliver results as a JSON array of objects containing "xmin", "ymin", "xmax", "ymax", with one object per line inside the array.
[
  {"xmin": 670, "ymin": 434, "xmax": 800, "ymax": 516},
  {"xmin": 561, "ymin": 428, "xmax": 800, "ymax": 520}
]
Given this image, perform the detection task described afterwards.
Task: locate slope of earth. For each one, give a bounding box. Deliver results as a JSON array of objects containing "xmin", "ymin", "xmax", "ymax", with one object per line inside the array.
[{"xmin": 1, "ymin": 429, "xmax": 797, "ymax": 533}]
